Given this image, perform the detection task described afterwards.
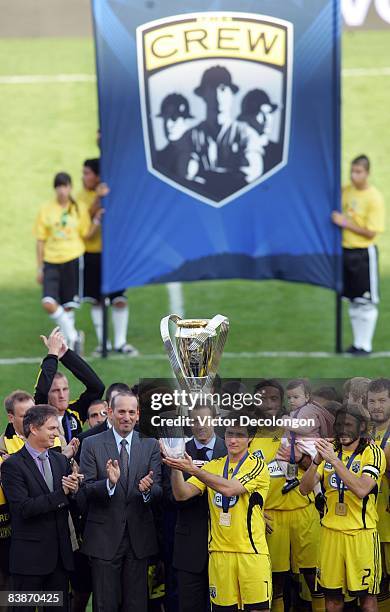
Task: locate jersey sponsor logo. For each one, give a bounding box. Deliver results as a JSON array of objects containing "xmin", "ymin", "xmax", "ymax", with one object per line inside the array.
[
  {"xmin": 267, "ymin": 459, "xmax": 284, "ymax": 478},
  {"xmin": 69, "ymin": 416, "xmax": 79, "ymax": 431},
  {"xmin": 351, "ymin": 461, "xmax": 361, "ymax": 474},
  {"xmin": 137, "ymin": 12, "xmax": 293, "ymax": 207},
  {"xmin": 213, "ymin": 492, "xmax": 238, "ymax": 508}
]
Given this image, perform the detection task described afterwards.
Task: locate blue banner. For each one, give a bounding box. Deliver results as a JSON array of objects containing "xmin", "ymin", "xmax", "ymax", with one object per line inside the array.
[{"xmin": 92, "ymin": 0, "xmax": 341, "ymax": 293}]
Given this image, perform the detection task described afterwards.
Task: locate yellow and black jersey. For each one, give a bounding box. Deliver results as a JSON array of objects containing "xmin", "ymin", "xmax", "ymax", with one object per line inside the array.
[
  {"xmin": 188, "ymin": 453, "xmax": 270, "ymax": 554},
  {"xmin": 0, "ymin": 455, "xmax": 11, "ymax": 567},
  {"xmin": 373, "ymin": 426, "xmax": 390, "ymax": 543},
  {"xmin": 318, "ymin": 443, "xmax": 385, "ymax": 533},
  {"xmin": 34, "ymin": 198, "xmax": 91, "ymax": 264},
  {"xmin": 249, "ymin": 432, "xmax": 314, "ymax": 510},
  {"xmin": 34, "ymin": 350, "xmax": 104, "ymax": 441},
  {"xmin": 342, "ymin": 184, "xmax": 385, "ymax": 249},
  {"xmin": 77, "ymin": 188, "xmax": 102, "ymax": 254}
]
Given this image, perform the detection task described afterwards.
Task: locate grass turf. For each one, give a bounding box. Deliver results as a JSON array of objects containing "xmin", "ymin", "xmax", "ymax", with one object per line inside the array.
[{"xmin": 1, "ymin": 31, "xmax": 390, "ymax": 425}]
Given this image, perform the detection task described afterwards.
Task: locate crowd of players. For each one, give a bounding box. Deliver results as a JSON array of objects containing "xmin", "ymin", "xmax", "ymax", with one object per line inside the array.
[{"xmin": 0, "ymin": 328, "xmax": 389, "ymax": 612}]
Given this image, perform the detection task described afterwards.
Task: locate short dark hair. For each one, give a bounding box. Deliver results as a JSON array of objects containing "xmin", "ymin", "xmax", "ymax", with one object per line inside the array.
[
  {"xmin": 105, "ymin": 382, "xmax": 131, "ymax": 404},
  {"xmin": 83, "ymin": 158, "xmax": 100, "ymax": 176},
  {"xmin": 313, "ymin": 386, "xmax": 341, "ymax": 403},
  {"xmin": 54, "ymin": 172, "xmax": 72, "ymax": 188},
  {"xmin": 286, "ymin": 378, "xmax": 311, "ymax": 396},
  {"xmin": 4, "ymin": 390, "xmax": 34, "ymax": 415},
  {"xmin": 23, "ymin": 405, "xmax": 58, "ymax": 438},
  {"xmin": 367, "ymin": 378, "xmax": 390, "ymax": 398},
  {"xmin": 254, "ymin": 379, "xmax": 284, "ymax": 401},
  {"xmin": 111, "ymin": 391, "xmax": 137, "ymax": 411},
  {"xmin": 88, "ymin": 399, "xmax": 107, "ymax": 415},
  {"xmin": 351, "ymin": 155, "xmax": 370, "ymax": 172}
]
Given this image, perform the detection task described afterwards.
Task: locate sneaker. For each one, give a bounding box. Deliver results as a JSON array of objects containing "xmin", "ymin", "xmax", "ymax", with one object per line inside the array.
[
  {"xmin": 114, "ymin": 343, "xmax": 139, "ymax": 356},
  {"xmin": 282, "ymin": 478, "xmax": 300, "ymax": 494},
  {"xmin": 73, "ymin": 330, "xmax": 85, "ymax": 356},
  {"xmin": 352, "ymin": 348, "xmax": 372, "ymax": 357},
  {"xmin": 345, "ymin": 345, "xmax": 358, "ymax": 354},
  {"xmin": 92, "ymin": 341, "xmax": 112, "ymax": 357}
]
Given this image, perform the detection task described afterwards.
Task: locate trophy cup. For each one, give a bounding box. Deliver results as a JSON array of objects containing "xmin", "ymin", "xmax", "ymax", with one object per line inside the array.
[{"xmin": 159, "ymin": 314, "xmax": 229, "ymax": 458}]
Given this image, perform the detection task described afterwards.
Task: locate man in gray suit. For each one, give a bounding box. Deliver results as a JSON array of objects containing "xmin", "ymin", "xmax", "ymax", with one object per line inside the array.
[{"xmin": 80, "ymin": 390, "xmax": 162, "ymax": 612}]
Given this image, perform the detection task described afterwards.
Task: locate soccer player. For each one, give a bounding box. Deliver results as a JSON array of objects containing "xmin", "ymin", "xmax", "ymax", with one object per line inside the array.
[
  {"xmin": 249, "ymin": 380, "xmax": 324, "ymax": 612},
  {"xmin": 78, "ymin": 159, "xmax": 138, "ymax": 356},
  {"xmin": 331, "ymin": 155, "xmax": 385, "ymax": 356},
  {"xmin": 35, "ymin": 327, "xmax": 105, "ymax": 442},
  {"xmin": 35, "ymin": 172, "xmax": 100, "ymax": 351},
  {"xmin": 300, "ymin": 403, "xmax": 385, "ymax": 611},
  {"xmin": 163, "ymin": 419, "xmax": 271, "ymax": 612},
  {"xmin": 366, "ymin": 378, "xmax": 390, "ymax": 611}
]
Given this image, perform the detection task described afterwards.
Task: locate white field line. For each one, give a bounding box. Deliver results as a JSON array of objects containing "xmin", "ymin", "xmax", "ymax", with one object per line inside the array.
[
  {"xmin": 2, "ymin": 351, "xmax": 390, "ymax": 365},
  {"xmin": 1, "ymin": 67, "xmax": 390, "ymax": 85},
  {"xmin": 166, "ymin": 282, "xmax": 185, "ymax": 318}
]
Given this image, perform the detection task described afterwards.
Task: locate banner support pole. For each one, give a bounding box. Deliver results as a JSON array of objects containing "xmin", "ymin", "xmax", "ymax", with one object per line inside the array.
[
  {"xmin": 335, "ymin": 292, "xmax": 343, "ymax": 354},
  {"xmin": 102, "ymin": 296, "xmax": 109, "ymax": 359}
]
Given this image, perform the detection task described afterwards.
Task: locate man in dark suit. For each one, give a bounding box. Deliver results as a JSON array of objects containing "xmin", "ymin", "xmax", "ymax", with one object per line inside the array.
[
  {"xmin": 172, "ymin": 403, "xmax": 226, "ymax": 612},
  {"xmin": 1, "ymin": 405, "xmax": 80, "ymax": 612},
  {"xmin": 80, "ymin": 390, "xmax": 162, "ymax": 612},
  {"xmin": 75, "ymin": 382, "xmax": 131, "ymax": 464}
]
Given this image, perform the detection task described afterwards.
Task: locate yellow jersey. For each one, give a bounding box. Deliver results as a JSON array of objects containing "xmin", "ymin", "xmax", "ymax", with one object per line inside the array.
[
  {"xmin": 188, "ymin": 453, "xmax": 270, "ymax": 554},
  {"xmin": 342, "ymin": 184, "xmax": 385, "ymax": 249},
  {"xmin": 249, "ymin": 431, "xmax": 314, "ymax": 510},
  {"xmin": 0, "ymin": 456, "xmax": 6, "ymax": 506},
  {"xmin": 77, "ymin": 188, "xmax": 102, "ymax": 253},
  {"xmin": 374, "ymin": 426, "xmax": 390, "ymax": 542},
  {"xmin": 34, "ymin": 199, "xmax": 91, "ymax": 264},
  {"xmin": 318, "ymin": 443, "xmax": 385, "ymax": 533}
]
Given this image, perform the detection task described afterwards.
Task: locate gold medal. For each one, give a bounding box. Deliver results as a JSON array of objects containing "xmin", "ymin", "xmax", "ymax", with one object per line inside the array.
[
  {"xmin": 335, "ymin": 502, "xmax": 348, "ymax": 516},
  {"xmin": 219, "ymin": 512, "xmax": 232, "ymax": 527},
  {"xmin": 287, "ymin": 463, "xmax": 298, "ymax": 478}
]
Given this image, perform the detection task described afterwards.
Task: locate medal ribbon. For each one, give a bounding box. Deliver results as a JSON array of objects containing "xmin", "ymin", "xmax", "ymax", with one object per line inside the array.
[
  {"xmin": 222, "ymin": 452, "xmax": 249, "ymax": 513},
  {"xmin": 335, "ymin": 449, "xmax": 359, "ymax": 503},
  {"xmin": 380, "ymin": 424, "xmax": 390, "ymax": 450}
]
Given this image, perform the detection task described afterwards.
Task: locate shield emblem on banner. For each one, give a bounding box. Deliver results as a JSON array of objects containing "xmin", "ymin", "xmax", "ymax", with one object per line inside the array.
[{"xmin": 137, "ymin": 12, "xmax": 293, "ymax": 207}]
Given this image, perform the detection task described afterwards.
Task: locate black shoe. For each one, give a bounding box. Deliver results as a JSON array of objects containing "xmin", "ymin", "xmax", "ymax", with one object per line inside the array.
[
  {"xmin": 315, "ymin": 492, "xmax": 326, "ymax": 515},
  {"xmin": 353, "ymin": 348, "xmax": 372, "ymax": 357},
  {"xmin": 282, "ymin": 478, "xmax": 299, "ymax": 494},
  {"xmin": 345, "ymin": 345, "xmax": 358, "ymax": 354}
]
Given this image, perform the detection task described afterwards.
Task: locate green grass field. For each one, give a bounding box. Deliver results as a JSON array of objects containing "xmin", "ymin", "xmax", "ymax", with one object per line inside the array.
[{"xmin": 1, "ymin": 31, "xmax": 390, "ymax": 423}]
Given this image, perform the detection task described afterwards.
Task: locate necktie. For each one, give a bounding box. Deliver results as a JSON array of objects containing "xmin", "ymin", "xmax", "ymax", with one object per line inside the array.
[
  {"xmin": 120, "ymin": 439, "xmax": 129, "ymax": 487},
  {"xmin": 38, "ymin": 452, "xmax": 54, "ymax": 492},
  {"xmin": 196, "ymin": 446, "xmax": 211, "ymax": 461}
]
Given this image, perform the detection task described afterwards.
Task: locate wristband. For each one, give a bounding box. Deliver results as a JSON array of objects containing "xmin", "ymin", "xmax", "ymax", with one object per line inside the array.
[{"xmin": 312, "ymin": 459, "xmax": 321, "ymax": 466}]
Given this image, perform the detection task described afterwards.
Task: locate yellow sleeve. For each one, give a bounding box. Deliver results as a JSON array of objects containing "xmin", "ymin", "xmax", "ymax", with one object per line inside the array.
[
  {"xmin": 187, "ymin": 461, "xmax": 214, "ymax": 494},
  {"xmin": 366, "ymin": 190, "xmax": 385, "ymax": 233},
  {"xmin": 316, "ymin": 460, "xmax": 325, "ymax": 481},
  {"xmin": 236, "ymin": 456, "xmax": 270, "ymax": 498},
  {"xmin": 78, "ymin": 200, "xmax": 93, "ymax": 238},
  {"xmin": 361, "ymin": 444, "xmax": 386, "ymax": 482},
  {"xmin": 34, "ymin": 207, "xmax": 48, "ymax": 240}
]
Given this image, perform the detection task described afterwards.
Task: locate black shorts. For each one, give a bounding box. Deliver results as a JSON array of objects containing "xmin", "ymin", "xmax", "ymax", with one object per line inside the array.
[
  {"xmin": 342, "ymin": 246, "xmax": 379, "ymax": 304},
  {"xmin": 83, "ymin": 251, "xmax": 126, "ymax": 303},
  {"xmin": 43, "ymin": 257, "xmax": 83, "ymax": 308}
]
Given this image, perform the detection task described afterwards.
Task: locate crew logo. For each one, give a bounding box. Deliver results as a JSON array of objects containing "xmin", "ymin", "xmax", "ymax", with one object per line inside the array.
[
  {"xmin": 213, "ymin": 492, "xmax": 238, "ymax": 508},
  {"xmin": 137, "ymin": 12, "xmax": 293, "ymax": 207}
]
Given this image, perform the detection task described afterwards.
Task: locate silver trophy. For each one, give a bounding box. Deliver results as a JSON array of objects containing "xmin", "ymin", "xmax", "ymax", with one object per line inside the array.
[{"xmin": 159, "ymin": 314, "xmax": 229, "ymax": 457}]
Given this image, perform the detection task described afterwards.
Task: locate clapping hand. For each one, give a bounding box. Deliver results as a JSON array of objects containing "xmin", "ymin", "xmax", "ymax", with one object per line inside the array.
[
  {"xmin": 63, "ymin": 438, "xmax": 80, "ymax": 459},
  {"xmin": 62, "ymin": 472, "xmax": 80, "ymax": 495},
  {"xmin": 315, "ymin": 440, "xmax": 337, "ymax": 464},
  {"xmin": 139, "ymin": 470, "xmax": 153, "ymax": 493},
  {"xmin": 162, "ymin": 452, "xmax": 196, "ymax": 475},
  {"xmin": 106, "ymin": 459, "xmax": 120, "ymax": 487}
]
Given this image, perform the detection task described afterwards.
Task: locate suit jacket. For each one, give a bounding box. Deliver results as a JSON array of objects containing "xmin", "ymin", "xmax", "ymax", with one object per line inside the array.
[
  {"xmin": 172, "ymin": 436, "xmax": 227, "ymax": 573},
  {"xmin": 1, "ymin": 446, "xmax": 75, "ymax": 575},
  {"xmin": 80, "ymin": 428, "xmax": 162, "ymax": 561}
]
